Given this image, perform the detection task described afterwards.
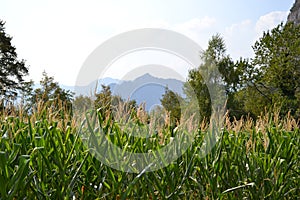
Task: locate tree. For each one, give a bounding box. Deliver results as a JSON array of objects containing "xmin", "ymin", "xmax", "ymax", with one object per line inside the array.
[
  {"xmin": 184, "ymin": 34, "xmax": 258, "ymax": 120},
  {"xmin": 73, "ymin": 95, "xmax": 93, "ymax": 113},
  {"xmin": 184, "ymin": 67, "xmax": 212, "ymax": 123},
  {"xmin": 25, "ymin": 71, "xmax": 74, "ymax": 113},
  {"xmin": 94, "ymin": 84, "xmax": 137, "ymax": 120},
  {"xmin": 223, "ymin": 58, "xmax": 256, "ymax": 119},
  {"xmin": 247, "ymin": 22, "xmax": 300, "ymax": 118},
  {"xmin": 94, "ymin": 85, "xmax": 113, "ymax": 118},
  {"xmin": 160, "ymin": 87, "xmax": 183, "ymax": 127},
  {"xmin": 184, "ymin": 34, "xmax": 231, "ymax": 122},
  {"xmin": 0, "ymin": 20, "xmax": 29, "ymax": 107},
  {"xmin": 203, "ymin": 33, "xmax": 226, "ymax": 63}
]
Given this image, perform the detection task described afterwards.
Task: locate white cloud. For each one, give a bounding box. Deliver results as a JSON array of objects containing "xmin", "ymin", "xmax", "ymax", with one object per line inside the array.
[
  {"xmin": 225, "ymin": 20, "xmax": 252, "ymax": 37},
  {"xmin": 221, "ymin": 11, "xmax": 289, "ymax": 60},
  {"xmin": 222, "ymin": 20, "xmax": 255, "ymax": 59},
  {"xmin": 255, "ymin": 11, "xmax": 289, "ymax": 37},
  {"xmin": 176, "ymin": 17, "xmax": 217, "ymax": 31},
  {"xmin": 173, "ymin": 17, "xmax": 217, "ymax": 49}
]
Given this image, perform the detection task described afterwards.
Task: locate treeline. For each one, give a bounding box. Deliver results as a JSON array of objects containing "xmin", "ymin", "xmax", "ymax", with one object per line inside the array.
[
  {"xmin": 1, "ymin": 19, "xmax": 300, "ymax": 123},
  {"xmin": 183, "ymin": 22, "xmax": 300, "ymax": 122}
]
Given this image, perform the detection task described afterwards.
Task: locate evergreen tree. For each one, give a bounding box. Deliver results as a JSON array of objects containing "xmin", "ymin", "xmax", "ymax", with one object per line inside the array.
[
  {"xmin": 25, "ymin": 72, "xmax": 74, "ymax": 113},
  {"xmin": 0, "ymin": 20, "xmax": 29, "ymax": 108}
]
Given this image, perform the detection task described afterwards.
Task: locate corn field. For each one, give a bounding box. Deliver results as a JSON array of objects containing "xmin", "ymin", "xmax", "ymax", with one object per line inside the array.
[{"xmin": 0, "ymin": 104, "xmax": 299, "ymax": 199}]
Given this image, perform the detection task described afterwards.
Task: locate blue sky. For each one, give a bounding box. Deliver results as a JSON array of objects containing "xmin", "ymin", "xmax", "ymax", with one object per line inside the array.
[{"xmin": 0, "ymin": 0, "xmax": 295, "ymax": 85}]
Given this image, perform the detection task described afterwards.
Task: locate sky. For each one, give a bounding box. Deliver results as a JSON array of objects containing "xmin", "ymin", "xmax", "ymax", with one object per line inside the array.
[{"xmin": 0, "ymin": 0, "xmax": 295, "ymax": 86}]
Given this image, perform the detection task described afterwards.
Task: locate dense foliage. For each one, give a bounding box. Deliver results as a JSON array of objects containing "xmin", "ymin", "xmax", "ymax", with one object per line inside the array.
[
  {"xmin": 250, "ymin": 22, "xmax": 300, "ymax": 118},
  {"xmin": 181, "ymin": 23, "xmax": 300, "ymax": 121}
]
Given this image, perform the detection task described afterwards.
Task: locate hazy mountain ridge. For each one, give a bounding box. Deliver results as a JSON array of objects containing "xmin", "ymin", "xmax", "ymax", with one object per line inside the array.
[
  {"xmin": 60, "ymin": 73, "xmax": 184, "ymax": 110},
  {"xmin": 109, "ymin": 73, "xmax": 184, "ymax": 110}
]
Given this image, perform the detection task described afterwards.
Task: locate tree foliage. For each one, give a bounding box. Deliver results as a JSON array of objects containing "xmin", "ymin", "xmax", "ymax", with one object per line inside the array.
[
  {"xmin": 94, "ymin": 85, "xmax": 137, "ymax": 119},
  {"xmin": 0, "ymin": 20, "xmax": 29, "ymax": 106},
  {"xmin": 73, "ymin": 95, "xmax": 93, "ymax": 113},
  {"xmin": 184, "ymin": 34, "xmax": 234, "ymax": 121},
  {"xmin": 160, "ymin": 87, "xmax": 183, "ymax": 126},
  {"xmin": 24, "ymin": 71, "xmax": 74, "ymax": 113},
  {"xmin": 241, "ymin": 22, "xmax": 300, "ymax": 118},
  {"xmin": 185, "ymin": 24, "xmax": 300, "ymax": 120}
]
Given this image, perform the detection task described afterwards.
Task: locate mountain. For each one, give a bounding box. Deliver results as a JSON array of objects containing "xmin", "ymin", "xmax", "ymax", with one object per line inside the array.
[
  {"xmin": 109, "ymin": 73, "xmax": 184, "ymax": 111},
  {"xmin": 60, "ymin": 73, "xmax": 185, "ymax": 111},
  {"xmin": 288, "ymin": 0, "xmax": 300, "ymax": 25}
]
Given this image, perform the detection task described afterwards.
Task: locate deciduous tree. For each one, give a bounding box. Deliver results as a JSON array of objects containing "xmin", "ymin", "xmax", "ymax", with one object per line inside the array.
[{"xmin": 247, "ymin": 22, "xmax": 300, "ymax": 118}]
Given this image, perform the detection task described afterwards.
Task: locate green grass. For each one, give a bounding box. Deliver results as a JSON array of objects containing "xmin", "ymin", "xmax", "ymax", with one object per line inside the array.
[{"xmin": 0, "ymin": 108, "xmax": 299, "ymax": 199}]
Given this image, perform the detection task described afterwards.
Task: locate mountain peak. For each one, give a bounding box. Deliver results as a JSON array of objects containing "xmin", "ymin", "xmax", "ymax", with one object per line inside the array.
[
  {"xmin": 110, "ymin": 73, "xmax": 184, "ymax": 111},
  {"xmin": 134, "ymin": 73, "xmax": 156, "ymax": 81},
  {"xmin": 141, "ymin": 73, "xmax": 154, "ymax": 78}
]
